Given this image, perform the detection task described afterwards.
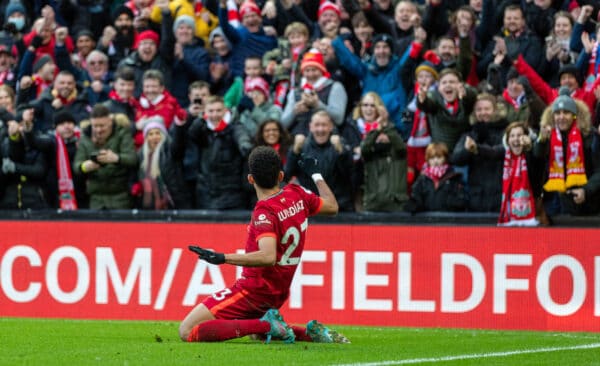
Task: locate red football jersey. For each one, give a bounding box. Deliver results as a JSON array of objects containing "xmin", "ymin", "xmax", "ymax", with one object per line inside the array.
[{"xmin": 240, "ymin": 183, "xmax": 322, "ymax": 300}]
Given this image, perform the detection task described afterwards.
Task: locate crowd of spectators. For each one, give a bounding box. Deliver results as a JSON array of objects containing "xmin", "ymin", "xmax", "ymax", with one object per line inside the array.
[{"xmin": 0, "ymin": 0, "xmax": 599, "ymax": 225}]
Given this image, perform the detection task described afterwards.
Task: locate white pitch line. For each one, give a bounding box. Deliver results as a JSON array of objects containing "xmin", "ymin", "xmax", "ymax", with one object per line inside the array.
[{"xmin": 333, "ymin": 342, "xmax": 600, "ymax": 366}]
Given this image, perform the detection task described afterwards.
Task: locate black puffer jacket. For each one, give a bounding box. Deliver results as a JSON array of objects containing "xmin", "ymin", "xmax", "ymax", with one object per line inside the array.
[
  {"xmin": 452, "ymin": 119, "xmax": 508, "ymax": 212},
  {"xmin": 285, "ymin": 135, "xmax": 354, "ymax": 212},
  {"xmin": 0, "ymin": 134, "xmax": 49, "ymax": 209},
  {"xmin": 188, "ymin": 118, "xmax": 253, "ymax": 209},
  {"xmin": 405, "ymin": 168, "xmax": 466, "ymax": 213}
]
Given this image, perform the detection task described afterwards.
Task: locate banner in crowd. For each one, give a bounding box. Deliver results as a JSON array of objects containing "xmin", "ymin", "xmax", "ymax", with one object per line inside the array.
[{"xmin": 1, "ymin": 221, "xmax": 598, "ymax": 332}]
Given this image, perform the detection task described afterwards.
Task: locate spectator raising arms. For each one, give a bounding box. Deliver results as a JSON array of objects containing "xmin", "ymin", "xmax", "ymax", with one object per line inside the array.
[{"xmin": 498, "ymin": 121, "xmax": 540, "ymax": 227}]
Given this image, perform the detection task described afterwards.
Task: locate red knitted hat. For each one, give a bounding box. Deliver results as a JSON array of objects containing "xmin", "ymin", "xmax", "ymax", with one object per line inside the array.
[
  {"xmin": 318, "ymin": 0, "xmax": 341, "ymax": 18},
  {"xmin": 239, "ymin": 1, "xmax": 261, "ymax": 18},
  {"xmin": 300, "ymin": 48, "xmax": 328, "ymax": 75},
  {"xmin": 244, "ymin": 77, "xmax": 270, "ymax": 98},
  {"xmin": 134, "ymin": 30, "xmax": 159, "ymax": 49}
]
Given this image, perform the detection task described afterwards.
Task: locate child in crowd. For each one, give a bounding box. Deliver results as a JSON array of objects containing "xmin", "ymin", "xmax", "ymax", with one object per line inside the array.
[
  {"xmin": 263, "ymin": 22, "xmax": 310, "ymax": 109},
  {"xmin": 405, "ymin": 142, "xmax": 466, "ymax": 213},
  {"xmin": 406, "ymin": 58, "xmax": 439, "ymax": 192},
  {"xmin": 239, "ymin": 76, "xmax": 281, "ymax": 138}
]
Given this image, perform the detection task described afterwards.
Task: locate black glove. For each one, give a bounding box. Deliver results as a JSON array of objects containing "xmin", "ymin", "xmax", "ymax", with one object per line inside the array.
[
  {"xmin": 188, "ymin": 245, "xmax": 225, "ymax": 265},
  {"xmin": 298, "ymin": 154, "xmax": 320, "ymax": 176},
  {"xmin": 4, "ymin": 22, "xmax": 17, "ymax": 35},
  {"xmin": 30, "ymin": 35, "xmax": 44, "ymax": 49}
]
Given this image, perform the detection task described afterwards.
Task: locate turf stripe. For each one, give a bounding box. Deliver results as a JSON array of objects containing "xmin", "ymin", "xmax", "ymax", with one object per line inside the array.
[{"xmin": 334, "ymin": 343, "xmax": 600, "ymax": 366}]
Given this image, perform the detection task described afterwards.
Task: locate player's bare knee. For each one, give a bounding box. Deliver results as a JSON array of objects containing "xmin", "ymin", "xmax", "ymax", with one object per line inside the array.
[{"xmin": 179, "ymin": 324, "xmax": 190, "ymax": 342}]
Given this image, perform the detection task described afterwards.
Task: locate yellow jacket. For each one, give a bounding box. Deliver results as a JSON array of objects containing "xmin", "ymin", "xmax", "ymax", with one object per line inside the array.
[{"xmin": 150, "ymin": 0, "xmax": 218, "ymax": 44}]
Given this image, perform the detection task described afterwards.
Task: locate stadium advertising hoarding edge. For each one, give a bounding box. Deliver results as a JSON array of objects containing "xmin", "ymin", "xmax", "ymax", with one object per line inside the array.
[{"xmin": 0, "ymin": 221, "xmax": 599, "ymax": 332}]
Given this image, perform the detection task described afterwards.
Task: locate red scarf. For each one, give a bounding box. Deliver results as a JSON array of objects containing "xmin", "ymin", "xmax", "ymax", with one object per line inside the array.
[
  {"xmin": 273, "ymin": 80, "xmax": 289, "ymax": 108},
  {"xmin": 271, "ymin": 143, "xmax": 287, "ymax": 166},
  {"xmin": 421, "ymin": 163, "xmax": 448, "ymax": 189},
  {"xmin": 109, "ymin": 89, "xmax": 134, "ymax": 105},
  {"xmin": 204, "ymin": 110, "xmax": 231, "ymax": 132},
  {"xmin": 543, "ymin": 123, "xmax": 587, "ymax": 192},
  {"xmin": 445, "ymin": 99, "xmax": 458, "ymax": 115},
  {"xmin": 55, "ymin": 131, "xmax": 78, "ymax": 210},
  {"xmin": 502, "ymin": 89, "xmax": 523, "ymax": 110},
  {"xmin": 32, "ymin": 75, "xmax": 52, "ymax": 97},
  {"xmin": 356, "ymin": 118, "xmax": 379, "ymax": 139},
  {"xmin": 498, "ymin": 150, "xmax": 537, "ymax": 226},
  {"xmin": 408, "ymin": 84, "xmax": 431, "ymax": 147}
]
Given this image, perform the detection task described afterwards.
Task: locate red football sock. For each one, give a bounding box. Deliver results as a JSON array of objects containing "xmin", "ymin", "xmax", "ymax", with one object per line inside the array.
[
  {"xmin": 290, "ymin": 325, "xmax": 312, "ymax": 342},
  {"xmin": 187, "ymin": 319, "xmax": 270, "ymax": 342}
]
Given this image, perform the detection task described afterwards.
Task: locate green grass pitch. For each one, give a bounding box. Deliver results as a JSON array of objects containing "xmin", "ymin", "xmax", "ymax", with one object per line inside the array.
[{"xmin": 1, "ymin": 318, "xmax": 599, "ymax": 366}]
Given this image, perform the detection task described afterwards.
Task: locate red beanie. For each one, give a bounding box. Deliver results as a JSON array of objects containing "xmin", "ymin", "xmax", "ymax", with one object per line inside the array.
[
  {"xmin": 244, "ymin": 77, "xmax": 270, "ymax": 98},
  {"xmin": 300, "ymin": 48, "xmax": 328, "ymax": 75},
  {"xmin": 239, "ymin": 1, "xmax": 261, "ymax": 18},
  {"xmin": 318, "ymin": 0, "xmax": 341, "ymax": 19},
  {"xmin": 134, "ymin": 30, "xmax": 159, "ymax": 49}
]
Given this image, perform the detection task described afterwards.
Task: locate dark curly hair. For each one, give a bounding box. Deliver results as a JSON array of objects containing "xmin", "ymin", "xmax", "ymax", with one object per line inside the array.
[{"xmin": 248, "ymin": 146, "xmax": 282, "ymax": 189}]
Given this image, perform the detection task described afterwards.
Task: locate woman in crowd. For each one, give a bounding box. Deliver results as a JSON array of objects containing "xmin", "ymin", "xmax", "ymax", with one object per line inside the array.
[
  {"xmin": 254, "ymin": 119, "xmax": 291, "ymax": 166},
  {"xmin": 360, "ymin": 100, "xmax": 408, "ymax": 212},
  {"xmin": 135, "ymin": 116, "xmax": 191, "ymax": 210},
  {"xmin": 498, "ymin": 121, "xmax": 541, "ymax": 226}
]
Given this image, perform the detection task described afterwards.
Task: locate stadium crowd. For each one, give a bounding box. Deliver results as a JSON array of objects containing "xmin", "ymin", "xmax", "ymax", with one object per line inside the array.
[{"xmin": 0, "ymin": 0, "xmax": 599, "ymax": 225}]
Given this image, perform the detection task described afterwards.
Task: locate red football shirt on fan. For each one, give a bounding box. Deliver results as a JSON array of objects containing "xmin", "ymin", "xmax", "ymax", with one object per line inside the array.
[{"xmin": 239, "ymin": 184, "xmax": 322, "ymax": 301}]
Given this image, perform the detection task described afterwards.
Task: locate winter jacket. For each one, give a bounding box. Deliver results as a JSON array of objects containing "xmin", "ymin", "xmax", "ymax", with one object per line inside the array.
[
  {"xmin": 417, "ymin": 86, "xmax": 477, "ymax": 152},
  {"xmin": 332, "ymin": 36, "xmax": 414, "ymax": 137},
  {"xmin": 533, "ymin": 101, "xmax": 600, "ymax": 216},
  {"xmin": 405, "ymin": 168, "xmax": 466, "ymax": 213},
  {"xmin": 0, "ymin": 134, "xmax": 49, "ymax": 209},
  {"xmin": 239, "ymin": 101, "xmax": 282, "ymax": 139},
  {"xmin": 477, "ymin": 29, "xmax": 542, "ymax": 81},
  {"xmin": 281, "ymin": 78, "xmax": 347, "ymax": 135},
  {"xmin": 158, "ymin": 11, "xmax": 211, "ymax": 107},
  {"xmin": 284, "ymin": 135, "xmax": 354, "ymax": 212},
  {"xmin": 217, "ymin": 6, "xmax": 277, "ymax": 77},
  {"xmin": 451, "ymin": 118, "xmax": 508, "ymax": 212},
  {"xmin": 187, "ymin": 117, "xmax": 253, "ymax": 209},
  {"xmin": 150, "ymin": 0, "xmax": 218, "ymax": 44},
  {"xmin": 361, "ymin": 124, "xmax": 408, "ymax": 212},
  {"xmin": 27, "ymin": 88, "xmax": 91, "ymax": 132},
  {"xmin": 74, "ymin": 114, "xmax": 138, "ymax": 209},
  {"xmin": 103, "ymin": 97, "xmax": 137, "ymax": 126}
]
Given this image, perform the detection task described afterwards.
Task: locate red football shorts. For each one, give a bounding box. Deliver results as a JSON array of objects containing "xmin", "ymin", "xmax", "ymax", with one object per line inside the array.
[{"xmin": 202, "ymin": 281, "xmax": 286, "ymax": 320}]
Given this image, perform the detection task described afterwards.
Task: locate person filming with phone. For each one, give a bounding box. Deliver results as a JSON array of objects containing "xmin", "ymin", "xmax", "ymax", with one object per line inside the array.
[{"xmin": 74, "ymin": 104, "xmax": 137, "ymax": 209}]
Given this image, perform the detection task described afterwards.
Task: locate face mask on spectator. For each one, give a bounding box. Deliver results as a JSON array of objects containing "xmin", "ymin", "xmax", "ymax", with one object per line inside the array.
[{"xmin": 8, "ymin": 17, "xmax": 25, "ymax": 31}]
